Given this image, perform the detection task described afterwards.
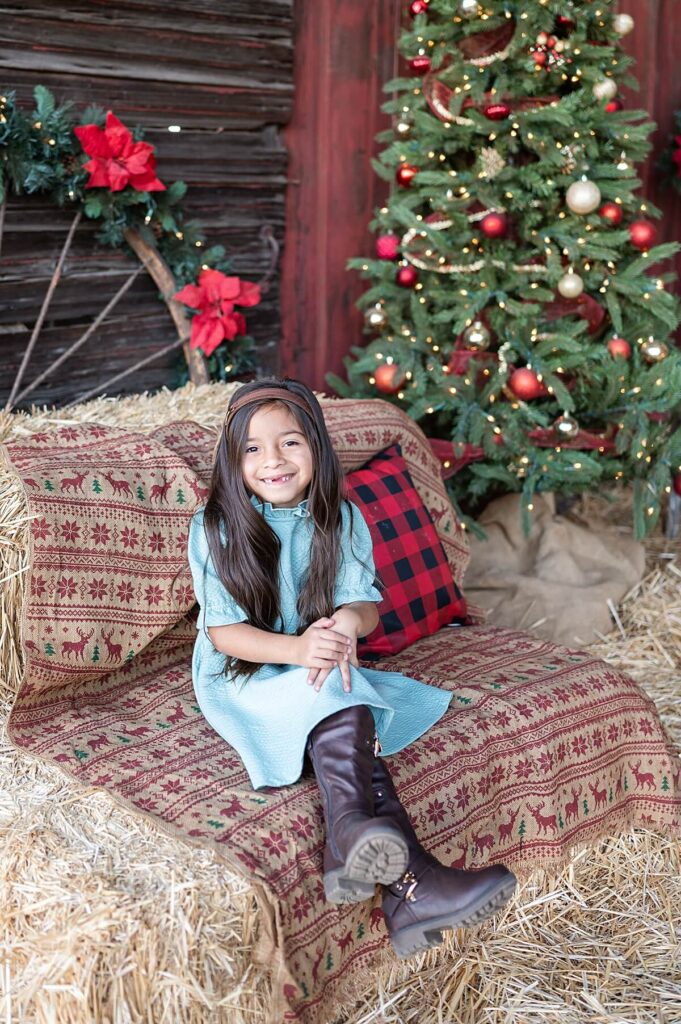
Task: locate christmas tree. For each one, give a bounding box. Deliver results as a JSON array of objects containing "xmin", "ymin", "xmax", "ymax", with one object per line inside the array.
[{"xmin": 331, "ymin": 0, "xmax": 681, "ymax": 537}]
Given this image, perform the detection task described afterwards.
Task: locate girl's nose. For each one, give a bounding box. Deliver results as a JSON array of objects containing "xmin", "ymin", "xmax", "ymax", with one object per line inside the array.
[{"xmin": 263, "ymin": 449, "xmax": 285, "ymax": 467}]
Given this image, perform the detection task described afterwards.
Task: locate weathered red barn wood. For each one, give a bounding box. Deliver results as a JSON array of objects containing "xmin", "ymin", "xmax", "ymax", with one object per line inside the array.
[{"xmin": 0, "ymin": 0, "xmax": 292, "ymax": 407}]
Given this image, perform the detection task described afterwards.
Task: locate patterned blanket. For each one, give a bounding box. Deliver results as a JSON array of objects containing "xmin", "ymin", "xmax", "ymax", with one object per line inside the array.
[{"xmin": 3, "ymin": 401, "xmax": 680, "ymax": 1024}]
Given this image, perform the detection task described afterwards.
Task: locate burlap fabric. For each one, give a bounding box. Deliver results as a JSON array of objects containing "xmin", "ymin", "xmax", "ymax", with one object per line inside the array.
[
  {"xmin": 3, "ymin": 398, "xmax": 680, "ymax": 1024},
  {"xmin": 465, "ymin": 492, "xmax": 646, "ymax": 646}
]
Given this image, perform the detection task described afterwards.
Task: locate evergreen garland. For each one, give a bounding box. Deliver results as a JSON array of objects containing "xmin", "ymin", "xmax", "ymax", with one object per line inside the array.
[{"xmin": 0, "ymin": 85, "xmax": 257, "ymax": 381}]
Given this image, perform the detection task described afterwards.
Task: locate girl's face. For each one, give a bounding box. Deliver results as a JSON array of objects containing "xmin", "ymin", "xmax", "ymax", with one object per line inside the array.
[{"xmin": 240, "ymin": 402, "xmax": 313, "ymax": 508}]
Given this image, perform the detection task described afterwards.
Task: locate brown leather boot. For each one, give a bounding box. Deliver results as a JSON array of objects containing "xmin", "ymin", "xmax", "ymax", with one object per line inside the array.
[
  {"xmin": 307, "ymin": 706, "xmax": 408, "ymax": 904},
  {"xmin": 373, "ymin": 756, "xmax": 517, "ymax": 958}
]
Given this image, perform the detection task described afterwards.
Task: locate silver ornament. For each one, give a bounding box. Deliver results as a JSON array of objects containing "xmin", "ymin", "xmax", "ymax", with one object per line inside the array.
[
  {"xmin": 640, "ymin": 337, "xmax": 668, "ymax": 363},
  {"xmin": 462, "ymin": 320, "xmax": 491, "ymax": 351},
  {"xmin": 458, "ymin": 0, "xmax": 479, "ymax": 18},
  {"xmin": 565, "ymin": 179, "xmax": 601, "ymax": 214},
  {"xmin": 557, "ymin": 271, "xmax": 584, "ymax": 299},
  {"xmin": 364, "ymin": 305, "xmax": 388, "ymax": 330},
  {"xmin": 613, "ymin": 13, "xmax": 634, "ymax": 35},
  {"xmin": 554, "ymin": 413, "xmax": 580, "ymax": 440},
  {"xmin": 592, "ymin": 78, "xmax": 618, "ymax": 101}
]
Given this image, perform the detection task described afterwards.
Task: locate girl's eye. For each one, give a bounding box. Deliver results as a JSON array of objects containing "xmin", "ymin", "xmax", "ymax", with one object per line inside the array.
[
  {"xmin": 283, "ymin": 440, "xmax": 299, "ymax": 447},
  {"xmin": 245, "ymin": 446, "xmax": 258, "ymax": 454}
]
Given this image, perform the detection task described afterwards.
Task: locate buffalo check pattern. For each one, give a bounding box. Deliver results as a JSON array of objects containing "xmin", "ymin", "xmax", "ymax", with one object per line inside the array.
[{"xmin": 346, "ymin": 444, "xmax": 468, "ymax": 659}]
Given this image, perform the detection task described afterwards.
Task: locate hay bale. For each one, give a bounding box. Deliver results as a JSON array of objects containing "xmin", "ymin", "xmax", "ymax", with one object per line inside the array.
[{"xmin": 1, "ymin": 382, "xmax": 680, "ymax": 1022}]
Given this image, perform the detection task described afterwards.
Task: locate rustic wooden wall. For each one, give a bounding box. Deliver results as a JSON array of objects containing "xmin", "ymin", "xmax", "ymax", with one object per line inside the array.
[
  {"xmin": 281, "ymin": 0, "xmax": 681, "ymax": 392},
  {"xmin": 0, "ymin": 0, "xmax": 293, "ymax": 409}
]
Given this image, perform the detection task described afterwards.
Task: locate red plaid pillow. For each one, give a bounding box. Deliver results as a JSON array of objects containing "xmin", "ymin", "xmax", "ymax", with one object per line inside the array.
[{"xmin": 345, "ymin": 444, "xmax": 468, "ymax": 659}]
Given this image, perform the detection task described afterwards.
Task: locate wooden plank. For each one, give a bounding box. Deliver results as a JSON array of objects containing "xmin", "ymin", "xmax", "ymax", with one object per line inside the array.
[
  {"xmin": 280, "ymin": 0, "xmax": 402, "ymax": 389},
  {"xmin": 3, "ymin": 69, "xmax": 292, "ymax": 127}
]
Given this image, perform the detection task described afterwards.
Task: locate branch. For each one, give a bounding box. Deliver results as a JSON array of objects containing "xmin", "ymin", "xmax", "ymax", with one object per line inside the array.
[
  {"xmin": 123, "ymin": 227, "xmax": 208, "ymax": 385},
  {"xmin": 13, "ymin": 266, "xmax": 144, "ymax": 405},
  {"xmin": 63, "ymin": 336, "xmax": 187, "ymax": 408},
  {"xmin": 5, "ymin": 209, "xmax": 82, "ymax": 411}
]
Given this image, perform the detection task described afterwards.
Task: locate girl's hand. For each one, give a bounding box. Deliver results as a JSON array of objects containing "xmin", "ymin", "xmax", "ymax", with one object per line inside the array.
[
  {"xmin": 307, "ymin": 608, "xmax": 361, "ymax": 694},
  {"xmin": 292, "ymin": 617, "xmax": 352, "ymax": 682}
]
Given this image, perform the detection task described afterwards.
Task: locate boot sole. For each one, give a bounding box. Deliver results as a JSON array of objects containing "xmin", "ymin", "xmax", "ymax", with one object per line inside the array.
[
  {"xmin": 324, "ymin": 826, "xmax": 409, "ymax": 904},
  {"xmin": 389, "ymin": 874, "xmax": 517, "ymax": 959}
]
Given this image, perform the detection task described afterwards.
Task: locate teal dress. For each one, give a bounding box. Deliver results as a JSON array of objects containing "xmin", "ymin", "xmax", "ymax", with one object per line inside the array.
[{"xmin": 188, "ymin": 497, "xmax": 452, "ymax": 790}]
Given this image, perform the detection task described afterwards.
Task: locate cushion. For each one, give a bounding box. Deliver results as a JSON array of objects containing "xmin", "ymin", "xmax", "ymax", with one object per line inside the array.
[
  {"xmin": 346, "ymin": 444, "xmax": 468, "ymax": 658},
  {"xmin": 320, "ymin": 397, "xmax": 471, "ymax": 593},
  {"xmin": 3, "ymin": 421, "xmax": 210, "ymax": 689}
]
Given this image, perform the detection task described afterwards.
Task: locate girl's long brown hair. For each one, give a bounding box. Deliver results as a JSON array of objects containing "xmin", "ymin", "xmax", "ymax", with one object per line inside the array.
[{"xmin": 201, "ymin": 377, "xmax": 355, "ymax": 681}]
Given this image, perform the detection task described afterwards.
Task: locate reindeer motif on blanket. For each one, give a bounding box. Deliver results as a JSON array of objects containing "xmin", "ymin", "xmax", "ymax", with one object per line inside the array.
[
  {"xmin": 61, "ymin": 627, "xmax": 94, "ymax": 659},
  {"xmin": 527, "ymin": 801, "xmax": 558, "ymax": 835},
  {"xmin": 498, "ymin": 807, "xmax": 520, "ymax": 845},
  {"xmin": 102, "ymin": 628, "xmax": 123, "ymax": 662},
  {"xmin": 564, "ymin": 786, "xmax": 582, "ymax": 825},
  {"xmin": 102, "ymin": 471, "xmax": 133, "ymax": 498},
  {"xmin": 59, "ymin": 469, "xmax": 88, "ymax": 493},
  {"xmin": 629, "ymin": 761, "xmax": 655, "ymax": 790},
  {"xmin": 149, "ymin": 474, "xmax": 176, "ymax": 503},
  {"xmin": 588, "ymin": 780, "xmax": 608, "ymax": 810}
]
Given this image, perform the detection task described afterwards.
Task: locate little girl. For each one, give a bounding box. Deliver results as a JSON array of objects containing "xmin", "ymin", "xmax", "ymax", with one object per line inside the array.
[{"xmin": 188, "ymin": 377, "xmax": 516, "ymax": 958}]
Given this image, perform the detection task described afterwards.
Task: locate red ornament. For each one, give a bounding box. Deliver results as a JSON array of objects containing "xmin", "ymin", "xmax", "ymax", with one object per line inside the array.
[
  {"xmin": 599, "ymin": 202, "xmax": 623, "ymax": 226},
  {"xmin": 396, "ymin": 163, "xmax": 418, "ymax": 187},
  {"xmin": 396, "ymin": 266, "xmax": 418, "ymax": 288},
  {"xmin": 483, "ymin": 103, "xmax": 511, "ymax": 120},
  {"xmin": 629, "ymin": 219, "xmax": 657, "ymax": 250},
  {"xmin": 605, "ymin": 99, "xmax": 623, "ymax": 113},
  {"xmin": 556, "ymin": 15, "xmax": 575, "ymax": 31},
  {"xmin": 480, "ymin": 212, "xmax": 508, "ymax": 239},
  {"xmin": 174, "ymin": 270, "xmax": 261, "ymax": 357},
  {"xmin": 409, "ymin": 0, "xmax": 429, "ymax": 13},
  {"xmin": 408, "ymin": 56, "xmax": 431, "ymax": 74},
  {"xmin": 673, "ymin": 473, "xmax": 681, "ymax": 498},
  {"xmin": 374, "ymin": 363, "xmax": 406, "ymax": 394},
  {"xmin": 376, "ymin": 234, "xmax": 400, "ymax": 260},
  {"xmin": 509, "ymin": 368, "xmax": 546, "ymax": 401},
  {"xmin": 607, "ymin": 337, "xmax": 631, "ymax": 359},
  {"xmin": 532, "ymin": 50, "xmax": 548, "ymax": 66},
  {"xmin": 74, "ymin": 111, "xmax": 166, "ymax": 192}
]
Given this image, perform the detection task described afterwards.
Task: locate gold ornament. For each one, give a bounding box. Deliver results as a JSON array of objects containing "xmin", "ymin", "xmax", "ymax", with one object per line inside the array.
[
  {"xmin": 364, "ymin": 305, "xmax": 388, "ymax": 330},
  {"xmin": 613, "ymin": 13, "xmax": 634, "ymax": 35},
  {"xmin": 462, "ymin": 321, "xmax": 491, "ymax": 351},
  {"xmin": 592, "ymin": 78, "xmax": 618, "ymax": 101},
  {"xmin": 554, "ymin": 413, "xmax": 580, "ymax": 440},
  {"xmin": 395, "ymin": 117, "xmax": 413, "ymax": 139},
  {"xmin": 640, "ymin": 337, "xmax": 669, "ymax": 363},
  {"xmin": 479, "ymin": 147, "xmax": 506, "ymax": 180},
  {"xmin": 458, "ymin": 0, "xmax": 480, "ymax": 17},
  {"xmin": 557, "ymin": 271, "xmax": 584, "ymax": 299},
  {"xmin": 566, "ymin": 179, "xmax": 601, "ymax": 214}
]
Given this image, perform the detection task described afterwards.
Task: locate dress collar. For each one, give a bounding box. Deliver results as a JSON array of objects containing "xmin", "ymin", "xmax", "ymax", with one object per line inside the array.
[{"xmin": 250, "ymin": 493, "xmax": 311, "ymax": 519}]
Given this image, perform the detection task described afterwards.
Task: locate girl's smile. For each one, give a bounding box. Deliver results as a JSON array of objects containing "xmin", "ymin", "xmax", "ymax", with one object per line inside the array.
[{"xmin": 243, "ymin": 403, "xmax": 313, "ymax": 508}]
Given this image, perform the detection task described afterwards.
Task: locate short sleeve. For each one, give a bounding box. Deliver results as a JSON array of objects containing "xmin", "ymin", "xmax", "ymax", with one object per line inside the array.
[
  {"xmin": 334, "ymin": 501, "xmax": 383, "ymax": 608},
  {"xmin": 187, "ymin": 510, "xmax": 249, "ymax": 630}
]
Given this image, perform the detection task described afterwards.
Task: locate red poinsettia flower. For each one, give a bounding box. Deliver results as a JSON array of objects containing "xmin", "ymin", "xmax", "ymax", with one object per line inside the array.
[
  {"xmin": 74, "ymin": 111, "xmax": 165, "ymax": 192},
  {"xmin": 173, "ymin": 268, "xmax": 261, "ymax": 356}
]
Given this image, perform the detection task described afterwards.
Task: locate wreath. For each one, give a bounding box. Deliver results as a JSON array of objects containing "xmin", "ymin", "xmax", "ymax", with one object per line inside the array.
[{"xmin": 0, "ymin": 86, "xmax": 272, "ymax": 410}]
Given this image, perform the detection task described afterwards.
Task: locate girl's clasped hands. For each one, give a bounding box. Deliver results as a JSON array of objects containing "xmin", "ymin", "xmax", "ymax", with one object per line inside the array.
[{"xmin": 296, "ymin": 610, "xmax": 361, "ymax": 693}]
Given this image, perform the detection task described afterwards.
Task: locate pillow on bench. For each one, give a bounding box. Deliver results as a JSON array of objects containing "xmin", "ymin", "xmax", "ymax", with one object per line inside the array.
[{"xmin": 346, "ymin": 444, "xmax": 468, "ymax": 658}]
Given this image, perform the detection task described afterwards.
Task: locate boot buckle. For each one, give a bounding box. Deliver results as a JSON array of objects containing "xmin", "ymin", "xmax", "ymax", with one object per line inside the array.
[{"xmin": 402, "ymin": 870, "xmax": 418, "ymax": 902}]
